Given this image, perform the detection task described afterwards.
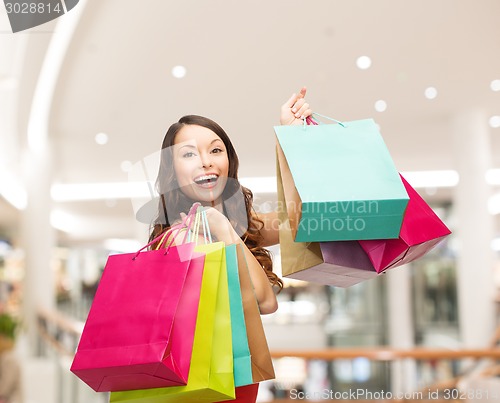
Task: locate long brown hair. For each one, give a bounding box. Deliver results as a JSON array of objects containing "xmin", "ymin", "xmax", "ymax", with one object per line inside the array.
[{"xmin": 149, "ymin": 115, "xmax": 283, "ymax": 291}]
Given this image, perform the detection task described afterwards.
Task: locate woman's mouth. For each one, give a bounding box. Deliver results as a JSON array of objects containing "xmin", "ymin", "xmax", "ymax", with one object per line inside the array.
[{"xmin": 193, "ymin": 174, "xmax": 219, "ymax": 188}]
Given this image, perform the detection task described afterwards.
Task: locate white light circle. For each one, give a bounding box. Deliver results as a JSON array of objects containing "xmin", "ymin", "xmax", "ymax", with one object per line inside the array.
[
  {"xmin": 425, "ymin": 187, "xmax": 438, "ymax": 196},
  {"xmin": 374, "ymin": 100, "xmax": 387, "ymax": 112},
  {"xmin": 356, "ymin": 56, "xmax": 372, "ymax": 70},
  {"xmin": 424, "ymin": 86, "xmax": 438, "ymax": 99},
  {"xmin": 171, "ymin": 65, "xmax": 187, "ymax": 79},
  {"xmin": 489, "ymin": 115, "xmax": 500, "ymax": 128},
  {"xmin": 105, "ymin": 198, "xmax": 118, "ymax": 208},
  {"xmin": 95, "ymin": 132, "xmax": 109, "ymax": 145},
  {"xmin": 120, "ymin": 160, "xmax": 133, "ymax": 172},
  {"xmin": 490, "ymin": 79, "xmax": 500, "ymax": 92}
]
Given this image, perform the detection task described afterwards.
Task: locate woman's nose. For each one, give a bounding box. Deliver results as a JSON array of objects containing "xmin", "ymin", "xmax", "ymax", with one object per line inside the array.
[{"xmin": 200, "ymin": 153, "xmax": 213, "ymax": 168}]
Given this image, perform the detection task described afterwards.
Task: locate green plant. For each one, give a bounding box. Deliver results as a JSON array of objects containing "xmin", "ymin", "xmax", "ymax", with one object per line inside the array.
[{"xmin": 0, "ymin": 312, "xmax": 18, "ymax": 340}]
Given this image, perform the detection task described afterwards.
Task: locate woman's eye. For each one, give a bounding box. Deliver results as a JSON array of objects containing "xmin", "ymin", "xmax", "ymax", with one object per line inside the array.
[
  {"xmin": 182, "ymin": 151, "xmax": 196, "ymax": 158},
  {"xmin": 211, "ymin": 148, "xmax": 223, "ymax": 154}
]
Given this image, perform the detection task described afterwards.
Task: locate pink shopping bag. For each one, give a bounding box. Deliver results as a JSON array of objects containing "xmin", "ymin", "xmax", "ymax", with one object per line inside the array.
[
  {"xmin": 70, "ymin": 238, "xmax": 205, "ymax": 392},
  {"xmin": 359, "ymin": 174, "xmax": 451, "ymax": 272}
]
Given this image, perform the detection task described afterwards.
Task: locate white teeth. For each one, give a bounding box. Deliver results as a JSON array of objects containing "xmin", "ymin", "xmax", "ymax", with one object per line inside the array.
[
  {"xmin": 194, "ymin": 174, "xmax": 218, "ymax": 183},
  {"xmin": 198, "ymin": 175, "xmax": 217, "ymax": 181}
]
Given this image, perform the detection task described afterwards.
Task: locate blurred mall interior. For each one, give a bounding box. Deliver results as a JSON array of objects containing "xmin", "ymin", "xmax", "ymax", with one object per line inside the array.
[{"xmin": 1, "ymin": 1, "xmax": 500, "ymax": 402}]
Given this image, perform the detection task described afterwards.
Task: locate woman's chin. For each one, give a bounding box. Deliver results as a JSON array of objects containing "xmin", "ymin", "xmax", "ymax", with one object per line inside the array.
[
  {"xmin": 188, "ymin": 186, "xmax": 224, "ymax": 204},
  {"xmin": 177, "ymin": 178, "xmax": 229, "ymax": 205},
  {"xmin": 197, "ymin": 179, "xmax": 229, "ymax": 202}
]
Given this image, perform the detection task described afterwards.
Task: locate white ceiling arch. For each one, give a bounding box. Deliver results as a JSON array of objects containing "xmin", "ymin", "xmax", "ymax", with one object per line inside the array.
[{"xmin": 1, "ymin": 0, "xmax": 500, "ymax": 243}]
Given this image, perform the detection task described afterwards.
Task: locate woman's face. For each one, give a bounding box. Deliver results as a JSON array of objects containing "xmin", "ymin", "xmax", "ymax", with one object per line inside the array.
[{"xmin": 173, "ymin": 124, "xmax": 229, "ymax": 204}]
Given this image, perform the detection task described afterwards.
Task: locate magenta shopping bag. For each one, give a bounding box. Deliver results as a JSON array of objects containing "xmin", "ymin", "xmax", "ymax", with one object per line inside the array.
[
  {"xmin": 70, "ymin": 240, "xmax": 205, "ymax": 392},
  {"xmin": 359, "ymin": 175, "xmax": 451, "ymax": 272}
]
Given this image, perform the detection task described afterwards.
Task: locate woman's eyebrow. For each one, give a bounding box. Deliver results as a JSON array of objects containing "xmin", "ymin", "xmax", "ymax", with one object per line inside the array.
[
  {"xmin": 178, "ymin": 144, "xmax": 196, "ymax": 150},
  {"xmin": 210, "ymin": 139, "xmax": 224, "ymax": 145},
  {"xmin": 176, "ymin": 144, "xmax": 196, "ymax": 154}
]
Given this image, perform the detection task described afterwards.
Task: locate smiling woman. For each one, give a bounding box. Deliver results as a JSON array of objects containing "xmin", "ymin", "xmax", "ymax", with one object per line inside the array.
[
  {"xmin": 149, "ymin": 114, "xmax": 281, "ymax": 315},
  {"xmin": 173, "ymin": 125, "xmax": 229, "ymax": 204},
  {"xmin": 150, "ymin": 115, "xmax": 244, "ymax": 237},
  {"xmin": 147, "ymin": 88, "xmax": 312, "ymax": 316}
]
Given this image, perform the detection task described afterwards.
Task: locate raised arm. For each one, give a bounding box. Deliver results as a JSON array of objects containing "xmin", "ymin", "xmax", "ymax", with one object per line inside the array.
[
  {"xmin": 258, "ymin": 87, "xmax": 313, "ymax": 246},
  {"xmin": 256, "ymin": 211, "xmax": 279, "ymax": 247}
]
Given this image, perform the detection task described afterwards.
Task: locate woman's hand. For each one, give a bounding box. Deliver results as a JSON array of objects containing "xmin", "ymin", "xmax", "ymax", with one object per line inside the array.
[
  {"xmin": 181, "ymin": 206, "xmax": 277, "ymax": 314},
  {"xmin": 280, "ymin": 86, "xmax": 313, "ymax": 125},
  {"xmin": 203, "ymin": 208, "xmax": 277, "ymax": 314},
  {"xmin": 204, "ymin": 207, "xmax": 237, "ymax": 242},
  {"xmin": 199, "ymin": 207, "xmax": 238, "ymax": 243},
  {"xmin": 180, "ymin": 206, "xmax": 236, "ymax": 243}
]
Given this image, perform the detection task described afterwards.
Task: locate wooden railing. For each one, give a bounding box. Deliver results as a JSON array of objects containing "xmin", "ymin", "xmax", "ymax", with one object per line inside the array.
[
  {"xmin": 271, "ymin": 348, "xmax": 500, "ymax": 360},
  {"xmin": 36, "ymin": 308, "xmax": 500, "ymax": 402}
]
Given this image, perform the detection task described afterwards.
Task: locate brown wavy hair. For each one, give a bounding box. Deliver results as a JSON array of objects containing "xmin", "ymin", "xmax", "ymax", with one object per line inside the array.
[{"xmin": 148, "ymin": 115, "xmax": 283, "ymax": 291}]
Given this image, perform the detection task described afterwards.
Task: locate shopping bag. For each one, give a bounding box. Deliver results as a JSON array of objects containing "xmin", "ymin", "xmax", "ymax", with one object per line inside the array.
[
  {"xmin": 275, "ymin": 117, "xmax": 409, "ymax": 242},
  {"xmin": 235, "ymin": 244, "xmax": 275, "ymax": 381},
  {"xmin": 225, "ymin": 244, "xmax": 253, "ymax": 387},
  {"xmin": 280, "ymin": 218, "xmax": 378, "ymax": 287},
  {"xmin": 70, "ymin": 238, "xmax": 205, "ymax": 392},
  {"xmin": 359, "ymin": 174, "xmax": 451, "ymax": 272},
  {"xmin": 215, "ymin": 383, "xmax": 260, "ymax": 403},
  {"xmin": 277, "ymin": 161, "xmax": 378, "ymax": 287},
  {"xmin": 111, "ymin": 240, "xmax": 235, "ymax": 403}
]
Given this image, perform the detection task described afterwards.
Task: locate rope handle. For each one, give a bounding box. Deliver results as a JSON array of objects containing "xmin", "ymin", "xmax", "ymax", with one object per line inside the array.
[
  {"xmin": 133, "ymin": 231, "xmax": 170, "ymax": 259},
  {"xmin": 303, "ymin": 112, "xmax": 346, "ymax": 129},
  {"xmin": 155, "ymin": 203, "xmax": 213, "ymax": 250},
  {"xmin": 133, "ymin": 202, "xmax": 215, "ymax": 260},
  {"xmin": 156, "ymin": 203, "xmax": 201, "ymax": 250},
  {"xmin": 132, "ymin": 203, "xmax": 200, "ymax": 259},
  {"xmin": 188, "ymin": 207, "xmax": 213, "ymax": 245}
]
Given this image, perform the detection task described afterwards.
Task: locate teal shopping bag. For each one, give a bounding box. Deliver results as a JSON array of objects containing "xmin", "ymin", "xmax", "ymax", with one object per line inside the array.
[
  {"xmin": 275, "ymin": 119, "xmax": 409, "ymax": 242},
  {"xmin": 225, "ymin": 244, "xmax": 253, "ymax": 387}
]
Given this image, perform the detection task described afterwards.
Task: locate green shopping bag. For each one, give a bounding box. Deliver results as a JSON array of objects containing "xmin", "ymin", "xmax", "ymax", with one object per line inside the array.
[
  {"xmin": 110, "ymin": 241, "xmax": 235, "ymax": 403},
  {"xmin": 225, "ymin": 244, "xmax": 253, "ymax": 387},
  {"xmin": 275, "ymin": 117, "xmax": 409, "ymax": 242}
]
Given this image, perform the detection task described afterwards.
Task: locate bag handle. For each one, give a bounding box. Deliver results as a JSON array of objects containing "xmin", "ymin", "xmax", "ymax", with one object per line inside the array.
[
  {"xmin": 189, "ymin": 208, "xmax": 201, "ymax": 244},
  {"xmin": 133, "ymin": 203, "xmax": 216, "ymax": 259},
  {"xmin": 188, "ymin": 207, "xmax": 213, "ymax": 245},
  {"xmin": 202, "ymin": 208, "xmax": 213, "ymax": 243},
  {"xmin": 132, "ymin": 203, "xmax": 200, "ymax": 259},
  {"xmin": 157, "ymin": 203, "xmax": 201, "ymax": 250},
  {"xmin": 157, "ymin": 203, "xmax": 213, "ymax": 249},
  {"xmin": 133, "ymin": 232, "xmax": 167, "ymax": 258},
  {"xmin": 303, "ymin": 112, "xmax": 346, "ymax": 128}
]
